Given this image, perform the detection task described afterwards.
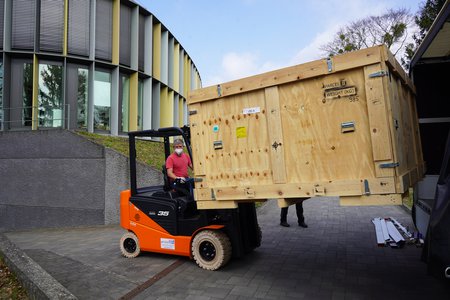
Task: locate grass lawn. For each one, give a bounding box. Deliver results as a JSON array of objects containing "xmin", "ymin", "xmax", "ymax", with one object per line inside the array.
[{"xmin": 76, "ymin": 131, "xmax": 166, "ymax": 169}]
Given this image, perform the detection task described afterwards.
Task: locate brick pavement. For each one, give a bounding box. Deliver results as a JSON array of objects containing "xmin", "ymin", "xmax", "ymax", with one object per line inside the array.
[{"xmin": 5, "ymin": 197, "xmax": 450, "ymax": 299}]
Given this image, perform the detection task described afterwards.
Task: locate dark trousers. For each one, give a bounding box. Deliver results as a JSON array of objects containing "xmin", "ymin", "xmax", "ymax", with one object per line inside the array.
[{"xmin": 280, "ymin": 202, "xmax": 304, "ymax": 223}]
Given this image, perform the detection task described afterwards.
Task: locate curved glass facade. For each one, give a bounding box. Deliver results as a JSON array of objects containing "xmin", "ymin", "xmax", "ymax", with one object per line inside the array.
[{"xmin": 0, "ymin": 0, "xmax": 202, "ymax": 134}]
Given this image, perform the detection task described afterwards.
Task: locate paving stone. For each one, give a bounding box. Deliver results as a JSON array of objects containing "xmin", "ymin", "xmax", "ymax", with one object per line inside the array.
[{"xmin": 4, "ymin": 197, "xmax": 450, "ymax": 299}]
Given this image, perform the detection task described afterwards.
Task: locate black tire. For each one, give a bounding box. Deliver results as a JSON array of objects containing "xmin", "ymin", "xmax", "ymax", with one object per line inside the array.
[
  {"xmin": 191, "ymin": 230, "xmax": 231, "ymax": 270},
  {"xmin": 120, "ymin": 232, "xmax": 141, "ymax": 258}
]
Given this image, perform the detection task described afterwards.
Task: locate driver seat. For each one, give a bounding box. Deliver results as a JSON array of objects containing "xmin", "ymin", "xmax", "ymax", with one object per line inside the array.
[{"xmin": 161, "ymin": 164, "xmax": 196, "ymax": 217}]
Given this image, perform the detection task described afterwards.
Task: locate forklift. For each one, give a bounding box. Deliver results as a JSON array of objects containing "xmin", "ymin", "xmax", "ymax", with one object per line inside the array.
[{"xmin": 119, "ymin": 126, "xmax": 261, "ymax": 270}]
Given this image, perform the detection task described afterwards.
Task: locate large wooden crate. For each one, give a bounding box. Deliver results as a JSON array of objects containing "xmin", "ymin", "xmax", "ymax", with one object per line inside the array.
[{"xmin": 188, "ymin": 45, "xmax": 424, "ymax": 209}]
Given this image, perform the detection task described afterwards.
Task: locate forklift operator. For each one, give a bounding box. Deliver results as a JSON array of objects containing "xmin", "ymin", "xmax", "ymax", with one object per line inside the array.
[{"xmin": 166, "ymin": 138, "xmax": 193, "ymax": 187}]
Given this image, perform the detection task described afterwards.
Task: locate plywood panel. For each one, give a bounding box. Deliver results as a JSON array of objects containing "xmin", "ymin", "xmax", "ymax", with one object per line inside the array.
[
  {"xmin": 279, "ymin": 69, "xmax": 375, "ymax": 183},
  {"xmin": 188, "ymin": 45, "xmax": 422, "ymax": 206},
  {"xmin": 264, "ymin": 86, "xmax": 286, "ymax": 183},
  {"xmin": 364, "ymin": 64, "xmax": 393, "ymax": 162},
  {"xmin": 192, "ymin": 90, "xmax": 272, "ymax": 188},
  {"xmin": 189, "ymin": 46, "xmax": 384, "ymax": 104},
  {"xmin": 189, "ymin": 103, "xmax": 206, "ymax": 176}
]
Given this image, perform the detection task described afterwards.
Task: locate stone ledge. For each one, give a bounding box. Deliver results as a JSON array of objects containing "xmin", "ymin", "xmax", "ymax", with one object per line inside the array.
[{"xmin": 0, "ymin": 233, "xmax": 77, "ymax": 300}]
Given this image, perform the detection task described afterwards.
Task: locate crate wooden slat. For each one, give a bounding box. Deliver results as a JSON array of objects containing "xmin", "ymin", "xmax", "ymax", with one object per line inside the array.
[{"xmin": 188, "ymin": 45, "xmax": 424, "ymax": 208}]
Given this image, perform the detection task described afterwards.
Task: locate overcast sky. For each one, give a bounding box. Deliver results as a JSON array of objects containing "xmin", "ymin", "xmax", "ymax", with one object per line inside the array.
[{"xmin": 137, "ymin": 0, "xmax": 424, "ymax": 87}]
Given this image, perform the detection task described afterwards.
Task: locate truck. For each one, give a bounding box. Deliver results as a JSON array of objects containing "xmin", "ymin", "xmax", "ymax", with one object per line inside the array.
[{"xmin": 119, "ymin": 45, "xmax": 423, "ymax": 270}]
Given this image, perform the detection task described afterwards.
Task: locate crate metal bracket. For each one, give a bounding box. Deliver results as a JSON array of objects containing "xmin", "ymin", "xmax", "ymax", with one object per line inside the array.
[
  {"xmin": 363, "ymin": 179, "xmax": 370, "ymax": 195},
  {"xmin": 217, "ymin": 84, "xmax": 222, "ymax": 97},
  {"xmin": 369, "ymin": 70, "xmax": 389, "ymax": 78},
  {"xmin": 326, "ymin": 57, "xmax": 333, "ymax": 72},
  {"xmin": 341, "ymin": 121, "xmax": 355, "ymax": 133},
  {"xmin": 379, "ymin": 162, "xmax": 399, "ymax": 168}
]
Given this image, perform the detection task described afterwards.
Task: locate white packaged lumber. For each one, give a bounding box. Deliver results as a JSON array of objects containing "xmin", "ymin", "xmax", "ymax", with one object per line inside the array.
[{"xmin": 386, "ymin": 220, "xmax": 405, "ymax": 243}]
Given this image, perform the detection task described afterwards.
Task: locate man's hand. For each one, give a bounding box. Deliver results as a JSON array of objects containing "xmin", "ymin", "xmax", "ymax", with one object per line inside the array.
[{"xmin": 176, "ymin": 177, "xmax": 186, "ymax": 183}]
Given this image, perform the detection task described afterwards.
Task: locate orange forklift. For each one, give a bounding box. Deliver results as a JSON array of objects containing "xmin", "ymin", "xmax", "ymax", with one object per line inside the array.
[{"xmin": 119, "ymin": 126, "xmax": 261, "ymax": 270}]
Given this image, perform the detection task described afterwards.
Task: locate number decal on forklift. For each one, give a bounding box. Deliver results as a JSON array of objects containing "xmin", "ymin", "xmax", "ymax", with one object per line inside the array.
[{"xmin": 157, "ymin": 211, "xmax": 169, "ymax": 217}]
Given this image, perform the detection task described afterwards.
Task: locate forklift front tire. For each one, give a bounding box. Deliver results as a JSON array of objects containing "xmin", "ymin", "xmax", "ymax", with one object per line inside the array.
[
  {"xmin": 192, "ymin": 230, "xmax": 231, "ymax": 271},
  {"xmin": 120, "ymin": 232, "xmax": 141, "ymax": 258}
]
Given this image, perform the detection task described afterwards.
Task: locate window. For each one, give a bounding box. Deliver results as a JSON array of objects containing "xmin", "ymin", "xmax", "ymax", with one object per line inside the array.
[
  {"xmin": 12, "ymin": 0, "xmax": 35, "ymax": 50},
  {"xmin": 95, "ymin": 0, "xmax": 113, "ymax": 61},
  {"xmin": 77, "ymin": 68, "xmax": 89, "ymax": 129},
  {"xmin": 68, "ymin": 0, "xmax": 90, "ymax": 56},
  {"xmin": 120, "ymin": 4, "xmax": 131, "ymax": 66},
  {"xmin": 138, "ymin": 14, "xmax": 145, "ymax": 71},
  {"xmin": 0, "ymin": 0, "xmax": 4, "ymax": 50},
  {"xmin": 138, "ymin": 79, "xmax": 143, "ymax": 130},
  {"xmin": 121, "ymin": 75, "xmax": 130, "ymax": 132},
  {"xmin": 38, "ymin": 63, "xmax": 63, "ymax": 127},
  {"xmin": 40, "ymin": 0, "xmax": 64, "ymax": 53},
  {"xmin": 94, "ymin": 70, "xmax": 111, "ymax": 131},
  {"xmin": 22, "ymin": 63, "xmax": 33, "ymax": 127}
]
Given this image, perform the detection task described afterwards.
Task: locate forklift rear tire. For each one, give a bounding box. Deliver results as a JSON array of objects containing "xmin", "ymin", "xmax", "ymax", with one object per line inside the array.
[
  {"xmin": 120, "ymin": 232, "xmax": 141, "ymax": 258},
  {"xmin": 192, "ymin": 230, "xmax": 231, "ymax": 270}
]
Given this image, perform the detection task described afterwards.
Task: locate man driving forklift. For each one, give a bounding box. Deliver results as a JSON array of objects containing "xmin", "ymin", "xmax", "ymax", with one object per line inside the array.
[{"xmin": 166, "ymin": 138, "xmax": 193, "ymax": 193}]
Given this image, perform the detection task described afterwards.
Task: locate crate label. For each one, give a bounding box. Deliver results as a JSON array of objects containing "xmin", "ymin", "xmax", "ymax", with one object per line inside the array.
[
  {"xmin": 236, "ymin": 126, "xmax": 247, "ymax": 138},
  {"xmin": 160, "ymin": 238, "xmax": 175, "ymax": 250},
  {"xmin": 243, "ymin": 107, "xmax": 260, "ymax": 115},
  {"xmin": 324, "ymin": 86, "xmax": 357, "ymax": 99},
  {"xmin": 323, "ymin": 79, "xmax": 347, "ymax": 89}
]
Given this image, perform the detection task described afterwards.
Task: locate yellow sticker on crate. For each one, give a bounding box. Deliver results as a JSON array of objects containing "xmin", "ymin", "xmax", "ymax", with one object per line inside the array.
[{"xmin": 236, "ymin": 126, "xmax": 247, "ymax": 138}]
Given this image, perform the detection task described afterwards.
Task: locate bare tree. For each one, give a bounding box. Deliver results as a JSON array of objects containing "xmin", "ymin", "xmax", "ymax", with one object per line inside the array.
[{"xmin": 320, "ymin": 8, "xmax": 414, "ymax": 57}]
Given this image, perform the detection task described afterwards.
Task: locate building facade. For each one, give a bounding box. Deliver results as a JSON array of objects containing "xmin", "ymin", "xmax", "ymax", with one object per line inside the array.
[{"xmin": 0, "ymin": 0, "xmax": 202, "ymax": 135}]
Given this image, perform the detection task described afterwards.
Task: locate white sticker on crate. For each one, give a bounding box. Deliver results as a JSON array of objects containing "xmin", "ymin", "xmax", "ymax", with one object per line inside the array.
[
  {"xmin": 243, "ymin": 107, "xmax": 260, "ymax": 115},
  {"xmin": 160, "ymin": 238, "xmax": 175, "ymax": 250}
]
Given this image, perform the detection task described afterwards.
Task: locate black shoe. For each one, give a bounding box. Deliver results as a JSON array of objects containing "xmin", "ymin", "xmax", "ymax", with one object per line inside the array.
[
  {"xmin": 298, "ymin": 221, "xmax": 308, "ymax": 228},
  {"xmin": 280, "ymin": 222, "xmax": 290, "ymax": 227}
]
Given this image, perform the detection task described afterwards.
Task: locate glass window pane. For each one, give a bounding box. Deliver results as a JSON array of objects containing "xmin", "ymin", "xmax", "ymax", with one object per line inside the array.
[
  {"xmin": 121, "ymin": 75, "xmax": 130, "ymax": 132},
  {"xmin": 77, "ymin": 68, "xmax": 89, "ymax": 129},
  {"xmin": 23, "ymin": 63, "xmax": 33, "ymax": 127},
  {"xmin": 138, "ymin": 79, "xmax": 143, "ymax": 130},
  {"xmin": 38, "ymin": 64, "xmax": 63, "ymax": 127},
  {"xmin": 94, "ymin": 70, "xmax": 111, "ymax": 131}
]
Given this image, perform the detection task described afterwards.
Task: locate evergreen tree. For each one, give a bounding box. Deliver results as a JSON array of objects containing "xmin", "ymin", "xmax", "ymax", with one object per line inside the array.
[{"xmin": 402, "ymin": 0, "xmax": 446, "ymax": 67}]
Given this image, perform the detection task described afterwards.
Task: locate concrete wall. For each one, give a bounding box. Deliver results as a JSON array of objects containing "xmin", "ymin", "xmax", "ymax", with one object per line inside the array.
[
  {"xmin": 0, "ymin": 130, "xmax": 163, "ymax": 230},
  {"xmin": 104, "ymin": 148, "xmax": 163, "ymax": 224}
]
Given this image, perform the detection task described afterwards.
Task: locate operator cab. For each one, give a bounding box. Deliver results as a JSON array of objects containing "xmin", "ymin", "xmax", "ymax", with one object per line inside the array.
[{"xmin": 128, "ymin": 126, "xmax": 204, "ymax": 235}]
